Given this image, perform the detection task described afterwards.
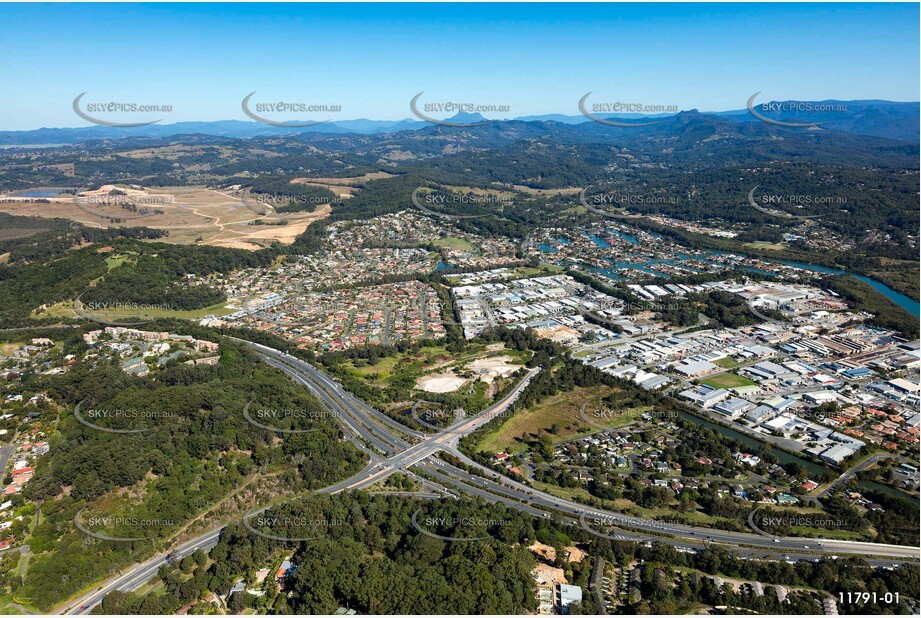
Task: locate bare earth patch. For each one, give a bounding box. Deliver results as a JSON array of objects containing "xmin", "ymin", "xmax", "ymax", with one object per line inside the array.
[
  {"xmin": 465, "ymin": 355, "xmax": 520, "ymax": 383},
  {"xmin": 0, "ymin": 186, "xmax": 331, "ymax": 251},
  {"xmin": 416, "ymin": 372, "xmax": 468, "ymax": 393},
  {"xmin": 529, "ymin": 541, "xmax": 584, "ymax": 564},
  {"xmin": 292, "ymin": 171, "xmax": 393, "ymax": 185}
]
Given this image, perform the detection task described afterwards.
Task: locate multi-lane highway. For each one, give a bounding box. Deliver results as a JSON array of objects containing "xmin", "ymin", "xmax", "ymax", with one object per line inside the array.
[
  {"xmin": 233, "ymin": 343, "xmax": 921, "ymax": 561},
  {"xmin": 59, "ymin": 338, "xmax": 919, "ymax": 614},
  {"xmin": 256, "ymin": 342, "xmax": 541, "ymax": 491},
  {"xmin": 251, "ymin": 343, "xmax": 919, "ymax": 561},
  {"xmin": 62, "ymin": 527, "xmax": 224, "ymax": 615}
]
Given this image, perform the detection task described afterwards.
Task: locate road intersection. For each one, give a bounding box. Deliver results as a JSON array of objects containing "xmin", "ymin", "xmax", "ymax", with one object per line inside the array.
[{"xmin": 59, "ymin": 338, "xmax": 920, "ymax": 615}]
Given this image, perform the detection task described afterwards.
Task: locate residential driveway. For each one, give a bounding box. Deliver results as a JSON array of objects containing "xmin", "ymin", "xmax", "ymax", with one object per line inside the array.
[{"xmin": 0, "ymin": 444, "xmax": 15, "ymax": 478}]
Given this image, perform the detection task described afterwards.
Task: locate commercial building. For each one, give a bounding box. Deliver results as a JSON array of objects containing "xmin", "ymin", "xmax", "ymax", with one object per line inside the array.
[
  {"xmin": 674, "ymin": 359, "xmax": 718, "ymax": 378},
  {"xmin": 713, "ymin": 397, "xmax": 754, "ymax": 419},
  {"xmin": 679, "ymin": 385, "xmax": 730, "ymax": 408}
]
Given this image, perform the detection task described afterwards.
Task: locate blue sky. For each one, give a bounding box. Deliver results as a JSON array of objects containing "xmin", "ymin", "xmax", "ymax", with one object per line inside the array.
[{"xmin": 1, "ymin": 3, "xmax": 918, "ymax": 130}]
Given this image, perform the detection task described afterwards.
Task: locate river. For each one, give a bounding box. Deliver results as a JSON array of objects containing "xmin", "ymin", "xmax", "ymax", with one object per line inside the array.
[
  {"xmin": 535, "ymin": 232, "xmax": 919, "ymax": 318},
  {"xmin": 779, "ymin": 260, "xmax": 919, "ymax": 318},
  {"xmin": 855, "ymin": 479, "xmax": 919, "ymax": 507}
]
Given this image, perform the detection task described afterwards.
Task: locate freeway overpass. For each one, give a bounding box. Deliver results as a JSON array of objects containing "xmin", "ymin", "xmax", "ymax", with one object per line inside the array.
[
  {"xmin": 59, "ymin": 338, "xmax": 920, "ymax": 614},
  {"xmin": 252, "ymin": 344, "xmax": 919, "ymax": 561}
]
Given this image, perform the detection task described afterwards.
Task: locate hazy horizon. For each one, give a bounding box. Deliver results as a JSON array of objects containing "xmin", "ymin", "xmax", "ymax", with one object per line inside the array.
[{"xmin": 0, "ymin": 2, "xmax": 918, "ymax": 130}]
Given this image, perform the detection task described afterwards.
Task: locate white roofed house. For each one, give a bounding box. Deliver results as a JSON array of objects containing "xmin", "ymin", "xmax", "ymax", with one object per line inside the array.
[{"xmin": 557, "ymin": 584, "xmax": 583, "ymax": 614}]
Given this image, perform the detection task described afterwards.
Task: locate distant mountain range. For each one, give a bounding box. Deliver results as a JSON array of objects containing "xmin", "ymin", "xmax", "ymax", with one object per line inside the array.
[{"xmin": 0, "ymin": 100, "xmax": 916, "ymax": 145}]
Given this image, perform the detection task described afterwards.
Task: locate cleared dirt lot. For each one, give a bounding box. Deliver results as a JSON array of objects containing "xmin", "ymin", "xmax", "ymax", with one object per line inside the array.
[
  {"xmin": 291, "ymin": 171, "xmax": 394, "ymax": 197},
  {"xmin": 465, "ymin": 355, "xmax": 520, "ymax": 383},
  {"xmin": 292, "ymin": 171, "xmax": 393, "ymax": 185},
  {"xmin": 417, "ymin": 372, "xmax": 467, "ymax": 393},
  {"xmin": 0, "ymin": 185, "xmax": 331, "ymax": 251}
]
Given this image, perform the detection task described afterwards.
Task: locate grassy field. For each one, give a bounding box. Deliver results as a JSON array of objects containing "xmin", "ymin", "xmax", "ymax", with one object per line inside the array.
[
  {"xmin": 343, "ymin": 344, "xmax": 529, "ymax": 382},
  {"xmin": 433, "ymin": 236, "xmax": 476, "ymax": 251},
  {"xmin": 782, "ymin": 526, "xmax": 866, "ymax": 541},
  {"xmin": 104, "ymin": 252, "xmax": 137, "ymax": 270},
  {"xmin": 35, "ymin": 298, "xmax": 236, "ymax": 321},
  {"xmin": 760, "ymin": 506, "xmax": 870, "ymax": 541},
  {"xmin": 511, "ymin": 264, "xmax": 564, "ymax": 279},
  {"xmin": 347, "ymin": 353, "xmax": 405, "ymax": 380},
  {"xmin": 699, "ymin": 372, "xmax": 757, "ymax": 389},
  {"xmin": 476, "ymin": 386, "xmax": 651, "ymax": 455},
  {"xmin": 510, "ymin": 185, "xmax": 583, "ymax": 196},
  {"xmin": 744, "ymin": 241, "xmax": 787, "ymax": 251},
  {"xmin": 341, "ymin": 344, "xmax": 455, "ymax": 385},
  {"xmin": 714, "ymin": 356, "xmax": 744, "ymax": 369},
  {"xmin": 444, "ymin": 185, "xmax": 517, "ymax": 200},
  {"xmin": 336, "ymin": 343, "xmax": 531, "ymax": 416},
  {"xmin": 0, "ymin": 593, "xmax": 24, "ymax": 615}
]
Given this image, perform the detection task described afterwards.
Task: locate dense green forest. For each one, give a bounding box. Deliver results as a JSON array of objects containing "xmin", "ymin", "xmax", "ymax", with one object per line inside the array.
[
  {"xmin": 823, "ymin": 275, "xmax": 919, "ymax": 339},
  {"xmin": 9, "ymin": 340, "xmax": 364, "ymax": 610},
  {"xmin": 91, "ymin": 491, "xmax": 919, "ymax": 615},
  {"xmin": 78, "ymin": 241, "xmax": 275, "ymax": 312},
  {"xmin": 0, "ymin": 234, "xmax": 280, "ymax": 328},
  {"xmin": 0, "ymin": 249, "xmax": 109, "ymax": 326},
  {"xmin": 96, "ymin": 493, "xmax": 542, "ymax": 615}
]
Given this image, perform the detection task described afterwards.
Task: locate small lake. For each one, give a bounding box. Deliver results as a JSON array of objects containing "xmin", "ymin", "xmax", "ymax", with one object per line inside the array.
[{"xmin": 10, "ymin": 188, "xmax": 66, "ymax": 198}]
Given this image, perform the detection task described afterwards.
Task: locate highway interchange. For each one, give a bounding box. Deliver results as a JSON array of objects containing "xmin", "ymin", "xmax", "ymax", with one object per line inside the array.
[{"xmin": 60, "ymin": 338, "xmax": 920, "ymax": 614}]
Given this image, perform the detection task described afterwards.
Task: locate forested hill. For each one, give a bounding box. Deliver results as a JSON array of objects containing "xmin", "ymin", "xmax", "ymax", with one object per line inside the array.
[
  {"xmin": 14, "ymin": 339, "xmax": 365, "ymax": 610},
  {"xmin": 0, "ymin": 99, "xmax": 916, "ymax": 144}
]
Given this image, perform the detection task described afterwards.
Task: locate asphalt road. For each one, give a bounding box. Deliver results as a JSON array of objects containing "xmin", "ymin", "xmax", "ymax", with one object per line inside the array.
[
  {"xmin": 63, "ymin": 527, "xmax": 223, "ymax": 614},
  {"xmin": 58, "ymin": 338, "xmax": 920, "ymax": 614},
  {"xmin": 816, "ymin": 453, "xmax": 905, "ymax": 499},
  {"xmin": 255, "ymin": 346, "xmax": 919, "ymax": 561}
]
